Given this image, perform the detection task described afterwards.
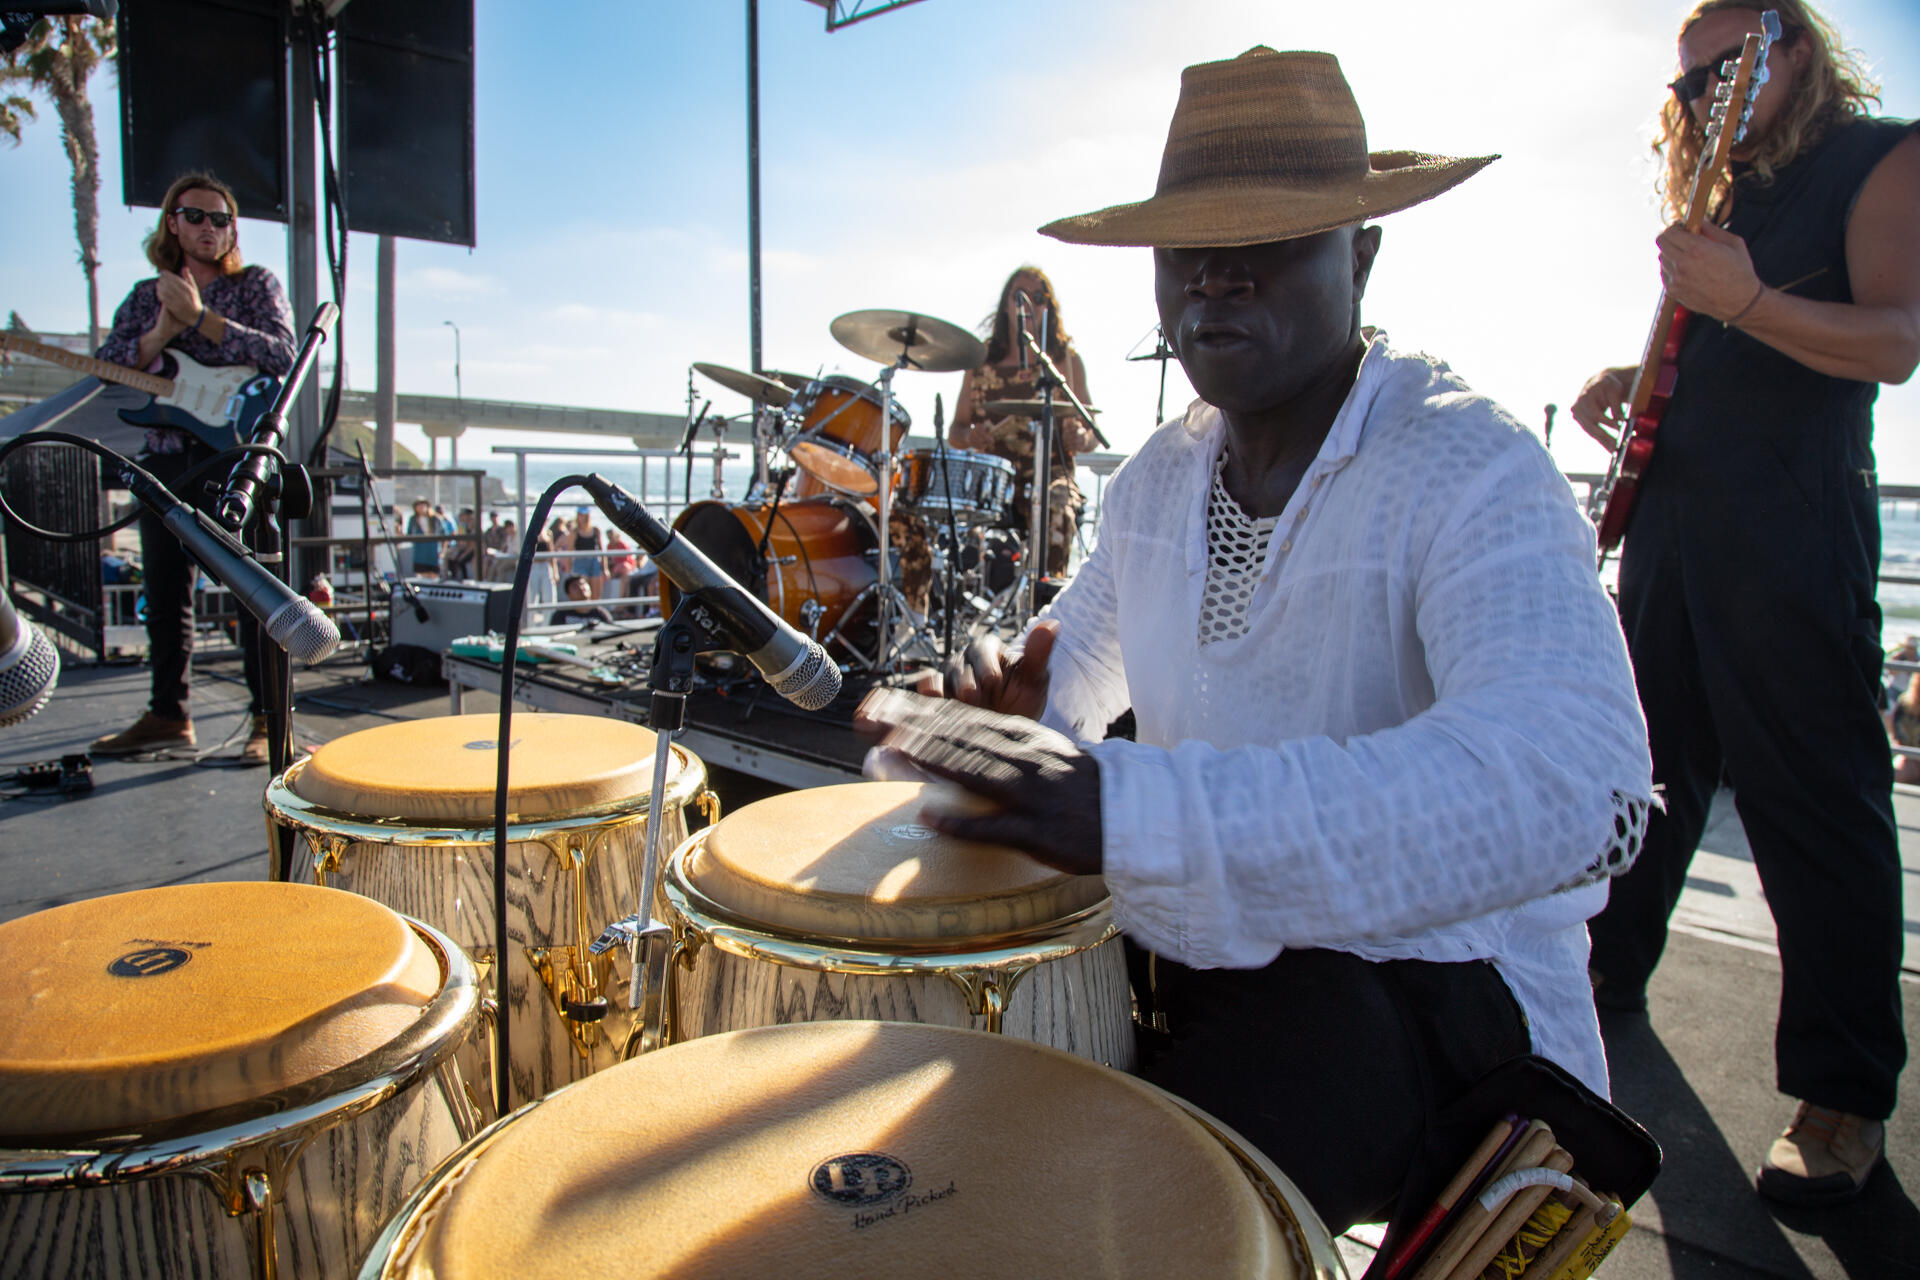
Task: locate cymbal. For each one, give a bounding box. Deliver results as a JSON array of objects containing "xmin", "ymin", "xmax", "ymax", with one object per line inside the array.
[
  {"xmin": 692, "ymin": 362, "xmax": 793, "ymax": 407},
  {"xmin": 829, "ymin": 310, "xmax": 986, "ymax": 373},
  {"xmin": 766, "ymin": 369, "xmax": 814, "ymax": 391},
  {"xmin": 980, "ymin": 399, "xmax": 1101, "ymax": 418}
]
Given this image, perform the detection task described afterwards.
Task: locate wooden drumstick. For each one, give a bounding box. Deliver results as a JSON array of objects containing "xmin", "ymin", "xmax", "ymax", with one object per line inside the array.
[
  {"xmin": 1408, "ymin": 1121, "xmax": 1555, "ymax": 1280},
  {"xmin": 1440, "ymin": 1145, "xmax": 1575, "ymax": 1280}
]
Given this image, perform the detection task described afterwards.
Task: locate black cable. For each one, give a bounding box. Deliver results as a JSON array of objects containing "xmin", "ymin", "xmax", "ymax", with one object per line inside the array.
[
  {"xmin": 0, "ymin": 431, "xmax": 287, "ymax": 542},
  {"xmin": 490, "ymin": 473, "xmax": 591, "ymax": 1116}
]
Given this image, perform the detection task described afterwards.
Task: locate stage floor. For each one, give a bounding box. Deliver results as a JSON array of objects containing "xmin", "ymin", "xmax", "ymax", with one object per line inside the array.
[{"xmin": 3, "ymin": 649, "xmax": 1917, "ymax": 1278}]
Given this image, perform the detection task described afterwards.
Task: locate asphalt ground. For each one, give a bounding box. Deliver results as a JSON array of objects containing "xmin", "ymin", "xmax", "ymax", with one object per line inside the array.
[{"xmin": 1, "ymin": 651, "xmax": 1915, "ymax": 1278}]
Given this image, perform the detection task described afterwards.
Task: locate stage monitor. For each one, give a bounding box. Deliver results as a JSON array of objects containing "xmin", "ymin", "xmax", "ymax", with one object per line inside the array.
[
  {"xmin": 337, "ymin": 0, "xmax": 475, "ymax": 246},
  {"xmin": 118, "ymin": 0, "xmax": 288, "ymax": 220}
]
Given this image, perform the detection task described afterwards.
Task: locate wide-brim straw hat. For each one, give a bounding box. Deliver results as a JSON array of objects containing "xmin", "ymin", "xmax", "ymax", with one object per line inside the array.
[{"xmin": 1040, "ymin": 47, "xmax": 1496, "ymax": 248}]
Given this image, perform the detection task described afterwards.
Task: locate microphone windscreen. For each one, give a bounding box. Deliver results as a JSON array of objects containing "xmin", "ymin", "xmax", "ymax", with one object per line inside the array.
[
  {"xmin": 0, "ymin": 621, "xmax": 59, "ymax": 729},
  {"xmin": 265, "ymin": 597, "xmax": 342, "ymax": 666},
  {"xmin": 770, "ymin": 644, "xmax": 841, "ymax": 711}
]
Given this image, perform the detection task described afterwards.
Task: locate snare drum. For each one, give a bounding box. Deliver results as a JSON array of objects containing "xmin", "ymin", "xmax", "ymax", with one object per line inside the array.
[
  {"xmin": 665, "ymin": 496, "xmax": 879, "ymax": 663},
  {"xmin": 0, "ymin": 882, "xmax": 478, "ymax": 1280},
  {"xmin": 264, "ymin": 714, "xmax": 713, "ymax": 1114},
  {"xmin": 786, "ymin": 374, "xmax": 910, "ymax": 496},
  {"xmin": 662, "ymin": 781, "xmax": 1135, "ymax": 1069},
  {"xmin": 361, "ymin": 1021, "xmax": 1345, "ymax": 1280},
  {"xmin": 897, "ymin": 447, "xmax": 1016, "ymax": 523}
]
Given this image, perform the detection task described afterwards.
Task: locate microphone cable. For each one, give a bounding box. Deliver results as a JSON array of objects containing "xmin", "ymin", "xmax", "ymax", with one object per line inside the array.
[
  {"xmin": 485, "ymin": 472, "xmax": 592, "ymax": 1117},
  {"xmin": 0, "ymin": 431, "xmax": 289, "ymax": 544}
]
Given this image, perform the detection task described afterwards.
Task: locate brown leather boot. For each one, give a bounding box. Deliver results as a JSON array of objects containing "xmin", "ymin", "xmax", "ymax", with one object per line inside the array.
[
  {"xmin": 92, "ymin": 711, "xmax": 195, "ymax": 756},
  {"xmin": 241, "ymin": 714, "xmax": 270, "ymax": 766},
  {"xmin": 1756, "ymin": 1101, "xmax": 1885, "ymax": 1206}
]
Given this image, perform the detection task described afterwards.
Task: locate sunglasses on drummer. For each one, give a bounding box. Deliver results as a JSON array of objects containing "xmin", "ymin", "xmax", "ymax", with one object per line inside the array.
[{"xmin": 172, "ymin": 207, "xmax": 234, "ymax": 229}]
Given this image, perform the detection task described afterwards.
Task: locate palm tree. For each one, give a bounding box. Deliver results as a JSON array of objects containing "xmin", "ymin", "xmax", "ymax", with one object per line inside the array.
[{"xmin": 2, "ymin": 17, "xmax": 117, "ymax": 349}]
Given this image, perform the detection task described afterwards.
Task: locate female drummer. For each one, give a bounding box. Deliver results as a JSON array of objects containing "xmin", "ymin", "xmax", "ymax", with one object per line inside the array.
[{"xmin": 949, "ymin": 266, "xmax": 1098, "ymax": 577}]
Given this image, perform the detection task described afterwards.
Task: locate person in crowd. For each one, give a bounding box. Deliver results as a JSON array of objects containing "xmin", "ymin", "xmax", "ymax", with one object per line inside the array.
[
  {"xmin": 1571, "ymin": 0, "xmax": 1917, "ymax": 1206},
  {"xmin": 949, "ymin": 265, "xmax": 1099, "ymax": 577},
  {"xmin": 859, "ymin": 47, "xmax": 1651, "ymax": 1236},
  {"xmin": 91, "ymin": 171, "xmax": 294, "ymax": 764},
  {"xmin": 568, "ymin": 506, "xmax": 605, "ymax": 599},
  {"xmin": 551, "ymin": 573, "xmax": 615, "ymax": 628},
  {"xmin": 406, "ymin": 497, "xmax": 442, "ymax": 580},
  {"xmin": 443, "ymin": 507, "xmax": 478, "ymax": 579}
]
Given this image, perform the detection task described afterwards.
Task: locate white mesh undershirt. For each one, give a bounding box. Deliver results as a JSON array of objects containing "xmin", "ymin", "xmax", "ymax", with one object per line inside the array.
[{"xmin": 1200, "ymin": 453, "xmax": 1280, "ymax": 646}]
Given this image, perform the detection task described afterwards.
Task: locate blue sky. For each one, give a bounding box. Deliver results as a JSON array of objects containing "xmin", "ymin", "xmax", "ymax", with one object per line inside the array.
[{"xmin": 3, "ymin": 0, "xmax": 1917, "ymax": 477}]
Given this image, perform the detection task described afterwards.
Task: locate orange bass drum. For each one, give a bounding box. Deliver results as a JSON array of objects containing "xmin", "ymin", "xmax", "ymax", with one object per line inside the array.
[{"xmin": 663, "ymin": 497, "xmax": 879, "ymax": 665}]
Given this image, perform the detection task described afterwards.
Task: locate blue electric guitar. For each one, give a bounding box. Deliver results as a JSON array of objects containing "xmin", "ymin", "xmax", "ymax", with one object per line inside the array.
[{"xmin": 0, "ymin": 332, "xmax": 279, "ymax": 452}]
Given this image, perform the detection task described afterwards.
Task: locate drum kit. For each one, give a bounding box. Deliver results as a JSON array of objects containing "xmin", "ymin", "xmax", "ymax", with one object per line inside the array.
[{"xmin": 675, "ymin": 304, "xmax": 1077, "ymax": 676}]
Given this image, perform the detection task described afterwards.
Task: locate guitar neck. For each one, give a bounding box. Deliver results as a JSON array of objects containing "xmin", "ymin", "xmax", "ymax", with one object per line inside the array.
[{"xmin": 0, "ymin": 333, "xmax": 173, "ymax": 397}]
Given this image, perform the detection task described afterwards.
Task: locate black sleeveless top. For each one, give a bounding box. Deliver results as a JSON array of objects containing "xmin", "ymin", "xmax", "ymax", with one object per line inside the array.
[{"xmin": 1632, "ymin": 115, "xmax": 1917, "ymax": 587}]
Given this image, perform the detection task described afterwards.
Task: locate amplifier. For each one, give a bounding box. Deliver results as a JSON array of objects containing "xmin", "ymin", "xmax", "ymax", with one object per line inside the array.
[{"xmin": 389, "ymin": 580, "xmax": 516, "ymax": 652}]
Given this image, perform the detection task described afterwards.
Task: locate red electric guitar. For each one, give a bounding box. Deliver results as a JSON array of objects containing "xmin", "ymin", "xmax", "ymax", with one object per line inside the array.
[{"xmin": 1589, "ymin": 11, "xmax": 1781, "ymax": 561}]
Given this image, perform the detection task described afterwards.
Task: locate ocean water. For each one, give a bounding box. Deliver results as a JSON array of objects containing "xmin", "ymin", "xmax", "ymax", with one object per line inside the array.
[{"xmin": 1879, "ymin": 501, "xmax": 1920, "ymax": 650}]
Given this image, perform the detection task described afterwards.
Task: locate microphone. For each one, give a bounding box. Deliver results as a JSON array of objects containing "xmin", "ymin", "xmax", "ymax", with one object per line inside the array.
[
  {"xmin": 579, "ymin": 474, "xmax": 841, "ymax": 710},
  {"xmin": 0, "ymin": 583, "xmax": 59, "ymax": 729},
  {"xmin": 1014, "ymin": 289, "xmax": 1032, "ymax": 371},
  {"xmin": 123, "ymin": 467, "xmax": 341, "ymax": 665}
]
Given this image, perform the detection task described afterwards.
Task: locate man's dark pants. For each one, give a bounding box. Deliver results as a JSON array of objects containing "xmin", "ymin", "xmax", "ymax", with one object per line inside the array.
[{"xmin": 137, "ymin": 447, "xmax": 265, "ymax": 721}]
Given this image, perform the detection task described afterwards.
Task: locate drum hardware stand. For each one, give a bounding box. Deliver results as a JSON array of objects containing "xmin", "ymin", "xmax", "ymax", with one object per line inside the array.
[
  {"xmin": 1126, "ymin": 323, "xmax": 1177, "ymax": 426},
  {"xmin": 590, "ymin": 596, "xmax": 734, "ymax": 1058}
]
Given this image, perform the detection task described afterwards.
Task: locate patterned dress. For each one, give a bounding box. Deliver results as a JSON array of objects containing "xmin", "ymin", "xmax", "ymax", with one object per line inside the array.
[{"xmin": 956, "ymin": 362, "xmax": 1086, "ymax": 576}]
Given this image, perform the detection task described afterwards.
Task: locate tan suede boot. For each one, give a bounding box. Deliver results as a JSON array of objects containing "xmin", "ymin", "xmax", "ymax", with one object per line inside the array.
[
  {"xmin": 1756, "ymin": 1101, "xmax": 1884, "ymax": 1206},
  {"xmin": 241, "ymin": 714, "xmax": 271, "ymax": 766},
  {"xmin": 92, "ymin": 711, "xmax": 195, "ymax": 756}
]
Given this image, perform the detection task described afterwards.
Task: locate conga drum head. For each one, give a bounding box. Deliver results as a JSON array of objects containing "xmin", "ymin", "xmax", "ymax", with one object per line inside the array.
[
  {"xmin": 682, "ymin": 781, "xmax": 1105, "ymax": 944},
  {"xmin": 290, "ymin": 713, "xmax": 677, "ymax": 824},
  {"xmin": 0, "ymin": 882, "xmax": 441, "ymax": 1139},
  {"xmin": 379, "ymin": 1021, "xmax": 1326, "ymax": 1279}
]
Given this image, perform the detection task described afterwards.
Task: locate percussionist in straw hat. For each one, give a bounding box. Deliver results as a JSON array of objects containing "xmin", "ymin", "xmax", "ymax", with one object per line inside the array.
[{"xmin": 859, "ymin": 48, "xmax": 1654, "ymax": 1233}]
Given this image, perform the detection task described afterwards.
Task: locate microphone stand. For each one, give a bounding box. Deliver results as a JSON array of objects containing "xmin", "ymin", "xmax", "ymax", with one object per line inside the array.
[
  {"xmin": 221, "ymin": 302, "xmax": 336, "ymax": 881},
  {"xmin": 1017, "ymin": 319, "xmax": 1104, "ymax": 619}
]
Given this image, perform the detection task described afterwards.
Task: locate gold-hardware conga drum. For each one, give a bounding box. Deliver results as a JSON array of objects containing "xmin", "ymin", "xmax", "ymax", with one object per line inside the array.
[
  {"xmin": 262, "ymin": 713, "xmax": 714, "ymax": 1114},
  {"xmin": 0, "ymin": 881, "xmax": 478, "ymax": 1280},
  {"xmin": 661, "ymin": 781, "xmax": 1134, "ymax": 1068},
  {"xmin": 360, "ymin": 1021, "xmax": 1345, "ymax": 1280}
]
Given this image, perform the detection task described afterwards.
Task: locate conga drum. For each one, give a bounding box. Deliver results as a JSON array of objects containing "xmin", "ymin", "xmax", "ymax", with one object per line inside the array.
[
  {"xmin": 263, "ymin": 713, "xmax": 715, "ymax": 1113},
  {"xmin": 360, "ymin": 1021, "xmax": 1345, "ymax": 1280},
  {"xmin": 0, "ymin": 882, "xmax": 478, "ymax": 1280},
  {"xmin": 661, "ymin": 781, "xmax": 1134, "ymax": 1068}
]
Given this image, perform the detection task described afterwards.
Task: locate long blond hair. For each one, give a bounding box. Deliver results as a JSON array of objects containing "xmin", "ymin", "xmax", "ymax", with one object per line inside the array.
[
  {"xmin": 1654, "ymin": 0, "xmax": 1880, "ymax": 222},
  {"xmin": 143, "ymin": 171, "xmax": 245, "ymax": 276}
]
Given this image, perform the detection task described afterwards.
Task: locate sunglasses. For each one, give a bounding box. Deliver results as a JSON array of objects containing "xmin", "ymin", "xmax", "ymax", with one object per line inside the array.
[
  {"xmin": 172, "ymin": 207, "xmax": 234, "ymax": 229},
  {"xmin": 1669, "ymin": 26, "xmax": 1796, "ymax": 107}
]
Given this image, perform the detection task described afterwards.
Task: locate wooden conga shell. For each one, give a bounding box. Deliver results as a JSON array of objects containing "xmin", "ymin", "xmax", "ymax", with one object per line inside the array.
[
  {"xmin": 264, "ymin": 714, "xmax": 712, "ymax": 1112},
  {"xmin": 361, "ymin": 1022, "xmax": 1343, "ymax": 1280},
  {"xmin": 0, "ymin": 882, "xmax": 478, "ymax": 1280},
  {"xmin": 664, "ymin": 782, "xmax": 1134, "ymax": 1068}
]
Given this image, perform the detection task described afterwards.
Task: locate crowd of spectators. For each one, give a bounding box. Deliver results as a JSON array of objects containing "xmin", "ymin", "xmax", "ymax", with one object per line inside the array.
[{"xmin": 401, "ymin": 500, "xmax": 656, "ymax": 624}]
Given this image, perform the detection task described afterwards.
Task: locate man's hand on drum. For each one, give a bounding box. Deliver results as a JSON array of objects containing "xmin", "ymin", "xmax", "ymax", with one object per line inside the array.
[
  {"xmin": 918, "ymin": 618, "xmax": 1058, "ymax": 720},
  {"xmin": 856, "ymin": 686, "xmax": 1102, "ymax": 877}
]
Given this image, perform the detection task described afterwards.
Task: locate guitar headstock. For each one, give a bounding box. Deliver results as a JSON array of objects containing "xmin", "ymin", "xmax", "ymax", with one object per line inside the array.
[{"xmin": 1684, "ymin": 9, "xmax": 1781, "ymax": 229}]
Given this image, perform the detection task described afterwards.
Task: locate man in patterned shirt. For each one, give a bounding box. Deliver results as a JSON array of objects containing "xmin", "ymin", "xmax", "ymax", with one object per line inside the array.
[
  {"xmin": 860, "ymin": 49, "xmax": 1653, "ymax": 1237},
  {"xmin": 93, "ymin": 171, "xmax": 295, "ymax": 763}
]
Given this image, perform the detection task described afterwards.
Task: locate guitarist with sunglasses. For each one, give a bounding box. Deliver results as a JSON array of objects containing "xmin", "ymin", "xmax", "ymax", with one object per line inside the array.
[
  {"xmin": 1571, "ymin": 1, "xmax": 1919, "ymax": 1208},
  {"xmin": 92, "ymin": 170, "xmax": 295, "ymax": 764}
]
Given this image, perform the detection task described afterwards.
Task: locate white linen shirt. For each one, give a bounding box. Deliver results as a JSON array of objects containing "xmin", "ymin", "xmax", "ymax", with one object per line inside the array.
[{"xmin": 1039, "ymin": 334, "xmax": 1653, "ymax": 1095}]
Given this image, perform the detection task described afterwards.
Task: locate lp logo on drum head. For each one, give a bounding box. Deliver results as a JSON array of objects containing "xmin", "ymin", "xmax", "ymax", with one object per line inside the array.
[
  {"xmin": 109, "ymin": 947, "xmax": 192, "ymax": 978},
  {"xmin": 811, "ymin": 1152, "xmax": 911, "ymax": 1206}
]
